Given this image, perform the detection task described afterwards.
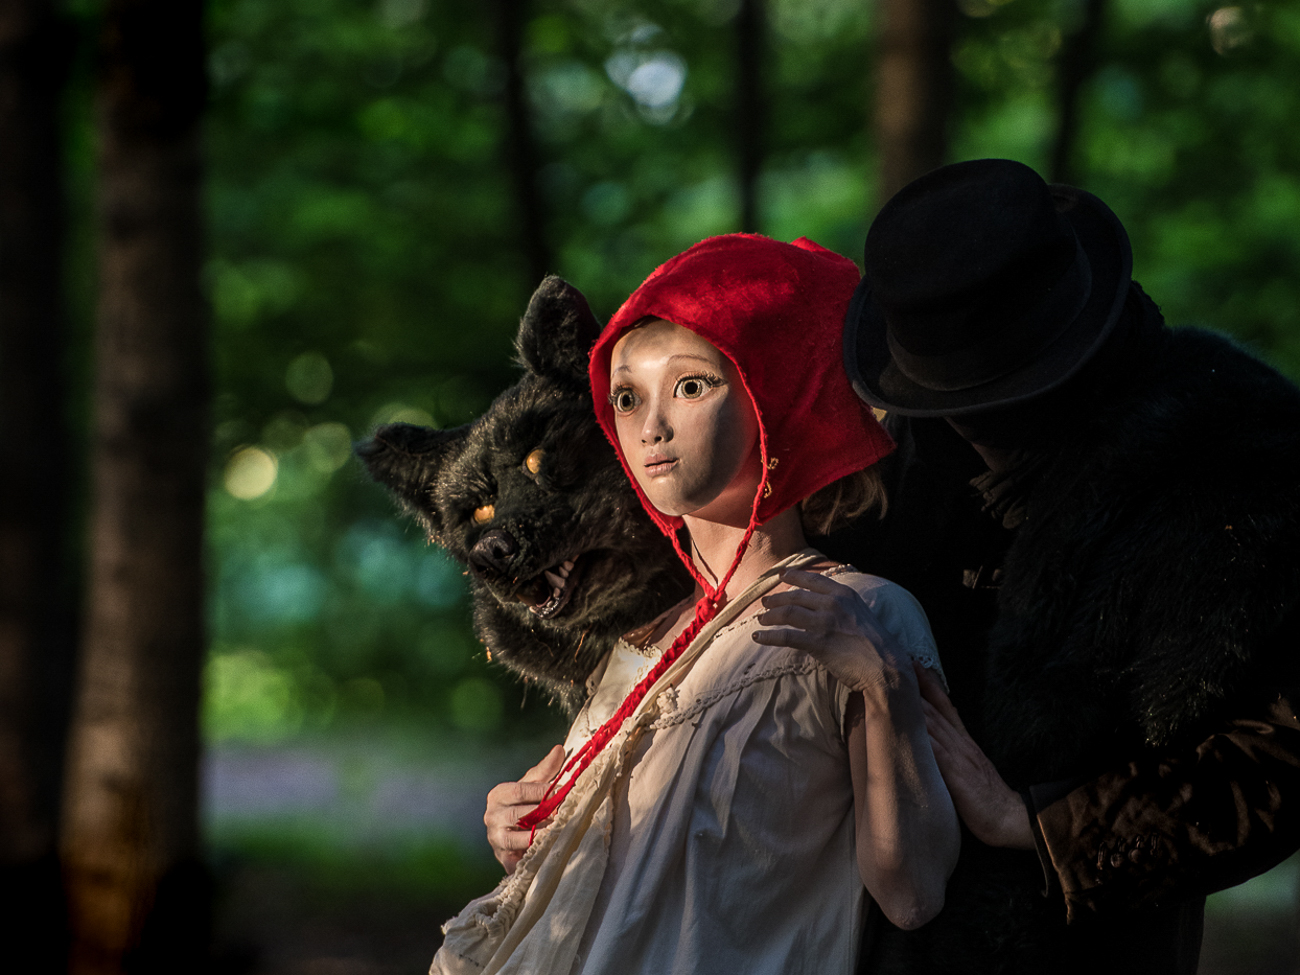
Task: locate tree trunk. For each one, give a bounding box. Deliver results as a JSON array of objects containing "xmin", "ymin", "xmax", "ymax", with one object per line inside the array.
[
  {"xmin": 873, "ymin": 0, "xmax": 956, "ymax": 203},
  {"xmin": 59, "ymin": 2, "xmax": 211, "ymax": 973},
  {"xmin": 497, "ymin": 0, "xmax": 551, "ymax": 285},
  {"xmin": 1050, "ymin": 0, "xmax": 1108, "ymax": 185},
  {"xmin": 735, "ymin": 0, "xmax": 764, "ymax": 233},
  {"xmin": 0, "ymin": 0, "xmax": 76, "ymax": 968}
]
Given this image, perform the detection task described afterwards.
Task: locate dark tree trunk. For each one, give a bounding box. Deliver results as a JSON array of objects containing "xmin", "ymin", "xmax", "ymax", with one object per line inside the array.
[
  {"xmin": 59, "ymin": 2, "xmax": 211, "ymax": 973},
  {"xmin": 497, "ymin": 0, "xmax": 551, "ymax": 285},
  {"xmin": 735, "ymin": 0, "xmax": 764, "ymax": 233},
  {"xmin": 0, "ymin": 0, "xmax": 76, "ymax": 969},
  {"xmin": 1050, "ymin": 0, "xmax": 1108, "ymax": 184},
  {"xmin": 873, "ymin": 0, "xmax": 956, "ymax": 203}
]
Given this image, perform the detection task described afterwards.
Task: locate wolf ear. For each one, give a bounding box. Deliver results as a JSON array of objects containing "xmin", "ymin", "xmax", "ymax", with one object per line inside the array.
[
  {"xmin": 514, "ymin": 276, "xmax": 602, "ymax": 393},
  {"xmin": 354, "ymin": 422, "xmax": 469, "ymax": 535}
]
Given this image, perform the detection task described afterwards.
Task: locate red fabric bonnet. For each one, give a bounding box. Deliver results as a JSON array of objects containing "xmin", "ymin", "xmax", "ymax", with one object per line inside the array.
[{"xmin": 589, "ymin": 233, "xmax": 895, "ymax": 553}]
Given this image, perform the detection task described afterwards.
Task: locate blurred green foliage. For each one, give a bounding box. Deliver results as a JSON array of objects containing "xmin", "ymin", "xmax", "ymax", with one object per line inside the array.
[
  {"xmin": 189, "ymin": 0, "xmax": 1300, "ymax": 744},
  {"xmin": 210, "ymin": 820, "xmax": 500, "ymax": 899},
  {"xmin": 955, "ymin": 0, "xmax": 1300, "ymax": 371}
]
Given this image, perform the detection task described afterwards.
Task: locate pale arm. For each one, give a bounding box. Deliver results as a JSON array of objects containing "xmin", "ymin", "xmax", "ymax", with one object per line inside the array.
[{"xmin": 755, "ymin": 568, "xmax": 960, "ymax": 929}]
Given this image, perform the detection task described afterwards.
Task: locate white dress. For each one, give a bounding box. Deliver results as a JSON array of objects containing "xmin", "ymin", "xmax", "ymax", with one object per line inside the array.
[{"xmin": 430, "ymin": 556, "xmax": 942, "ymax": 975}]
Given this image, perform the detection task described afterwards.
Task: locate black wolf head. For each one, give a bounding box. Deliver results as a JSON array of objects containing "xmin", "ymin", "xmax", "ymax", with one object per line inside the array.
[{"xmin": 356, "ymin": 276, "xmax": 691, "ymax": 712}]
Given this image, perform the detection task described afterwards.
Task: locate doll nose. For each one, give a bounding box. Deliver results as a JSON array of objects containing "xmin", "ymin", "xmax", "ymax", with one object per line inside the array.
[{"xmin": 641, "ymin": 409, "xmax": 671, "ymax": 444}]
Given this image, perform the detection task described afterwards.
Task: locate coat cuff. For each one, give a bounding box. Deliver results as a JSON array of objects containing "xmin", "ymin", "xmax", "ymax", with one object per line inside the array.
[{"xmin": 1022, "ymin": 780, "xmax": 1082, "ymax": 903}]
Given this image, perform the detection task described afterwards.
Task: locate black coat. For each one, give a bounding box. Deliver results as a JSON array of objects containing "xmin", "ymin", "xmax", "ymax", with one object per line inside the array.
[{"xmin": 823, "ymin": 325, "xmax": 1300, "ymax": 974}]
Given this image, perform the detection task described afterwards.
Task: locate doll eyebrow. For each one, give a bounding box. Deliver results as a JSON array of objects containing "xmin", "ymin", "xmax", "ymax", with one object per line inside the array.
[{"xmin": 611, "ymin": 352, "xmax": 717, "ymax": 376}]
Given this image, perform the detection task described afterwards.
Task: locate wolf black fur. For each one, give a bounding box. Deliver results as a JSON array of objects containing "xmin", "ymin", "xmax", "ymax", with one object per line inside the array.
[{"xmin": 356, "ymin": 277, "xmax": 690, "ymax": 713}]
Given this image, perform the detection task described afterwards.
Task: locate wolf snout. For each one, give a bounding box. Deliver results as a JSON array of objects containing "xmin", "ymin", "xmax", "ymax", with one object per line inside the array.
[{"xmin": 469, "ymin": 529, "xmax": 519, "ymax": 576}]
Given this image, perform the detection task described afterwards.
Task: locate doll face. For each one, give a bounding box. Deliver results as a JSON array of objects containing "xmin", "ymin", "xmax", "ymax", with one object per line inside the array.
[{"xmin": 609, "ymin": 319, "xmax": 761, "ymax": 525}]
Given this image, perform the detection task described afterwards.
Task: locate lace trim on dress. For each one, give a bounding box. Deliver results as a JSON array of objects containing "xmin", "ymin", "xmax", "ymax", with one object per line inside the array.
[
  {"xmin": 649, "ymin": 658, "xmax": 824, "ymax": 730},
  {"xmin": 908, "ymin": 648, "xmax": 945, "ymax": 679},
  {"xmin": 822, "ymin": 563, "xmax": 948, "ymax": 690}
]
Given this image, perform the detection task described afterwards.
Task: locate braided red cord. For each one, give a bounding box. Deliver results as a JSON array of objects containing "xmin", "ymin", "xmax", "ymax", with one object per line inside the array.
[
  {"xmin": 517, "ymin": 521, "xmax": 759, "ymax": 841},
  {"xmin": 515, "ymin": 598, "xmax": 713, "ymax": 835}
]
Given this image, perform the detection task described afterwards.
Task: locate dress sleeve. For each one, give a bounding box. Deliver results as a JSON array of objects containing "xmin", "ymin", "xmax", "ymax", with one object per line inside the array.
[
  {"xmin": 832, "ymin": 569, "xmax": 948, "ymax": 691},
  {"xmin": 1027, "ymin": 686, "xmax": 1300, "ymax": 922}
]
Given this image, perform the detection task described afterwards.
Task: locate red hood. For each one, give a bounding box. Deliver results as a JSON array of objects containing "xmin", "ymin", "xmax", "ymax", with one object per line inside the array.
[{"xmin": 590, "ymin": 234, "xmax": 894, "ymax": 592}]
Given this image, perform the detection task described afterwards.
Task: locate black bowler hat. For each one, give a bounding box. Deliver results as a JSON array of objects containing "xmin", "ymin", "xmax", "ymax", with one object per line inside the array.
[{"xmin": 844, "ymin": 158, "xmax": 1133, "ymax": 416}]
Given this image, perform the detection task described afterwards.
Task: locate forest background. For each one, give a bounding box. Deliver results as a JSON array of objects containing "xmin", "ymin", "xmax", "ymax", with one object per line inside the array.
[{"xmin": 3, "ymin": 0, "xmax": 1300, "ymax": 972}]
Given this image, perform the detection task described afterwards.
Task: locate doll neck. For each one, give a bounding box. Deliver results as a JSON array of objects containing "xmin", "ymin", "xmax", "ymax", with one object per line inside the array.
[{"xmin": 682, "ymin": 506, "xmax": 808, "ymax": 604}]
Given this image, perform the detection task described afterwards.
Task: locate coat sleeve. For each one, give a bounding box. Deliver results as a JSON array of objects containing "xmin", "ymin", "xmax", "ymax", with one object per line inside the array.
[{"xmin": 1027, "ymin": 687, "xmax": 1300, "ymax": 922}]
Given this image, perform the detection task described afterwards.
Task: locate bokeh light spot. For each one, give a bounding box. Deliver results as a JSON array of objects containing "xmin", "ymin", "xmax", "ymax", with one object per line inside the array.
[
  {"xmin": 378, "ymin": 0, "xmax": 427, "ymax": 29},
  {"xmin": 624, "ymin": 52, "xmax": 686, "ymax": 108},
  {"xmin": 225, "ymin": 447, "xmax": 278, "ymax": 500},
  {"xmin": 606, "ymin": 47, "xmax": 687, "ymax": 121},
  {"xmin": 534, "ymin": 61, "xmax": 606, "ymax": 115},
  {"xmin": 286, "ymin": 351, "xmax": 334, "ymax": 404},
  {"xmin": 1208, "ymin": 7, "xmax": 1253, "ymax": 55},
  {"xmin": 304, "ymin": 422, "xmax": 355, "ymax": 474},
  {"xmin": 369, "ymin": 402, "xmax": 435, "ymax": 429},
  {"xmin": 262, "ymin": 411, "xmax": 308, "ymax": 452}
]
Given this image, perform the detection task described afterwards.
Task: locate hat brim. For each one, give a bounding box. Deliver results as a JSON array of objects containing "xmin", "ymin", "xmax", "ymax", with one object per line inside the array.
[{"xmin": 845, "ymin": 185, "xmax": 1134, "ymax": 417}]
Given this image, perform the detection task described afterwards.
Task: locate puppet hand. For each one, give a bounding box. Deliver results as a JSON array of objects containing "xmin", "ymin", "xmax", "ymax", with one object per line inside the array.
[
  {"xmin": 754, "ymin": 567, "xmax": 912, "ymax": 702},
  {"xmin": 916, "ymin": 665, "xmax": 1034, "ymax": 850},
  {"xmin": 484, "ymin": 744, "xmax": 564, "ymax": 873}
]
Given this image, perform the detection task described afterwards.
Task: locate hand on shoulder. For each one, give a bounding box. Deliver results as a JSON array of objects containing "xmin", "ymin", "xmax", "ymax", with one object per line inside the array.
[{"xmin": 752, "ymin": 566, "xmax": 916, "ymax": 705}]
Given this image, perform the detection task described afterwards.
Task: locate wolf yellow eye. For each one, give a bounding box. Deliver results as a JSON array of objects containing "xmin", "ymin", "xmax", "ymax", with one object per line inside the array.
[
  {"xmin": 524, "ymin": 449, "xmax": 544, "ymax": 474},
  {"xmin": 473, "ymin": 504, "xmax": 495, "ymax": 524}
]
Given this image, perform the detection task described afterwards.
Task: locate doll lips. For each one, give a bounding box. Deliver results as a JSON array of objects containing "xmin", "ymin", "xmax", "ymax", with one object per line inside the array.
[{"xmin": 644, "ymin": 455, "xmax": 676, "ymax": 477}]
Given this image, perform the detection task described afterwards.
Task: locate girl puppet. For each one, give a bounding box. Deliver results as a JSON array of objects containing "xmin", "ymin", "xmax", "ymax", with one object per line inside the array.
[{"xmin": 437, "ymin": 235, "xmax": 958, "ymax": 975}]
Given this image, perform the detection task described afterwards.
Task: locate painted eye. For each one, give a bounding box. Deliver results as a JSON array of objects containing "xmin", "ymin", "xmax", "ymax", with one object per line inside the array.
[
  {"xmin": 610, "ymin": 389, "xmax": 638, "ymax": 413},
  {"xmin": 524, "ymin": 448, "xmax": 544, "ymax": 474},
  {"xmin": 677, "ymin": 377, "xmax": 708, "ymax": 399},
  {"xmin": 472, "ymin": 503, "xmax": 495, "ymax": 524}
]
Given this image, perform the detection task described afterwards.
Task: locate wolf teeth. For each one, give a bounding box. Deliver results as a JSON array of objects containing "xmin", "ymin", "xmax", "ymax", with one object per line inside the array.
[{"xmin": 526, "ymin": 560, "xmax": 581, "ymax": 619}]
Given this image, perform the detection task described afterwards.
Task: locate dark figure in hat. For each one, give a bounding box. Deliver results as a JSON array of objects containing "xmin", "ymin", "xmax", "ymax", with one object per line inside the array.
[{"xmin": 822, "ymin": 158, "xmax": 1300, "ymax": 972}]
